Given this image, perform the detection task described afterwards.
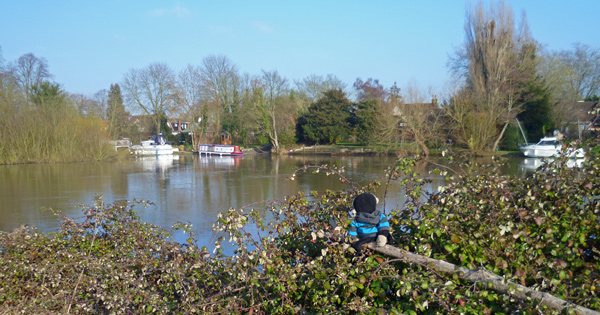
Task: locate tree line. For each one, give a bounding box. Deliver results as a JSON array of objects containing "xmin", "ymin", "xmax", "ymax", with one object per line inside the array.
[{"xmin": 1, "ymin": 1, "xmax": 599, "ymax": 163}]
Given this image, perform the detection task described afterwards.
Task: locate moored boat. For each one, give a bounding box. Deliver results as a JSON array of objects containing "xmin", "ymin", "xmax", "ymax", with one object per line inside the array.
[
  {"xmin": 520, "ymin": 136, "xmax": 584, "ymax": 158},
  {"xmin": 131, "ymin": 134, "xmax": 175, "ymax": 156},
  {"xmin": 198, "ymin": 144, "xmax": 244, "ymax": 156}
]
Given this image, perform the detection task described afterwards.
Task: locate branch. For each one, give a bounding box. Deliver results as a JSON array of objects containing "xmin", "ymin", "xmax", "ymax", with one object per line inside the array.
[{"xmin": 367, "ymin": 243, "xmax": 600, "ymax": 315}]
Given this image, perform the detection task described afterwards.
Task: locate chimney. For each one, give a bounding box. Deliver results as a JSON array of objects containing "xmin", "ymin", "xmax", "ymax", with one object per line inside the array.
[{"xmin": 432, "ymin": 95, "xmax": 438, "ymax": 106}]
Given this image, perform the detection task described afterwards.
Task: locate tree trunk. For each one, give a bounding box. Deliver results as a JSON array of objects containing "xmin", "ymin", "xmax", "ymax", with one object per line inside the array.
[
  {"xmin": 492, "ymin": 121, "xmax": 509, "ymax": 152},
  {"xmin": 366, "ymin": 243, "xmax": 600, "ymax": 315},
  {"xmin": 416, "ymin": 138, "xmax": 429, "ymax": 157}
]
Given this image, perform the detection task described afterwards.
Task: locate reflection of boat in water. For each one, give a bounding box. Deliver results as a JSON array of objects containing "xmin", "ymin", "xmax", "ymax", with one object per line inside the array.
[
  {"xmin": 518, "ymin": 157, "xmax": 585, "ymax": 173},
  {"xmin": 139, "ymin": 155, "xmax": 178, "ymax": 172},
  {"xmin": 131, "ymin": 134, "xmax": 176, "ymax": 155},
  {"xmin": 520, "ymin": 136, "xmax": 584, "ymax": 158},
  {"xmin": 197, "ymin": 155, "xmax": 242, "ymax": 168}
]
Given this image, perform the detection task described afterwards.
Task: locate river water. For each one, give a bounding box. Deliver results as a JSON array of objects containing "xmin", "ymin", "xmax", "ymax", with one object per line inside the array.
[{"xmin": 0, "ymin": 153, "xmax": 533, "ymax": 248}]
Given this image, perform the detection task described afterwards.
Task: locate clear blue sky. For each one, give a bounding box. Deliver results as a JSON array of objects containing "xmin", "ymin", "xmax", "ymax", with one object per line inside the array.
[{"xmin": 1, "ymin": 1, "xmax": 598, "ymax": 97}]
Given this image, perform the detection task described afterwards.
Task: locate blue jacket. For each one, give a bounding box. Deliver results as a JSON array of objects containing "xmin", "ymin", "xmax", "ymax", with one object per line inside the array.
[{"xmin": 348, "ymin": 210, "xmax": 390, "ymax": 240}]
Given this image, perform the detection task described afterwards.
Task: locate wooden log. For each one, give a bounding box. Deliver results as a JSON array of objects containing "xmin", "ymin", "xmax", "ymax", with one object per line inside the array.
[{"xmin": 366, "ymin": 243, "xmax": 600, "ymax": 315}]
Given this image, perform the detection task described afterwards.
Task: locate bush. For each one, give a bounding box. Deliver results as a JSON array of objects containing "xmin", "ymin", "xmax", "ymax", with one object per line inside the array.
[{"xmin": 1, "ymin": 154, "xmax": 599, "ymax": 314}]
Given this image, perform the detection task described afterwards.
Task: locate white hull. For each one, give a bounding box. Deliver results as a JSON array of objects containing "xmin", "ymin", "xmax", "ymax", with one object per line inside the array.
[
  {"xmin": 131, "ymin": 144, "xmax": 174, "ymax": 155},
  {"xmin": 198, "ymin": 144, "xmax": 243, "ymax": 156},
  {"xmin": 520, "ymin": 137, "xmax": 584, "ymax": 158}
]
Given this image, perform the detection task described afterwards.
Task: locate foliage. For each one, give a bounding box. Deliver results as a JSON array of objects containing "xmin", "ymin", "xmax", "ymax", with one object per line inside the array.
[
  {"xmin": 297, "ymin": 89, "xmax": 353, "ymax": 144},
  {"xmin": 538, "ymin": 43, "xmax": 600, "ymax": 128},
  {"xmin": 107, "ymin": 83, "xmax": 129, "ymax": 140},
  {"xmin": 516, "ymin": 76, "xmax": 554, "ymax": 144},
  {"xmin": 0, "ymin": 83, "xmax": 117, "ymax": 164},
  {"xmin": 2, "ymin": 151, "xmax": 599, "ymax": 314},
  {"xmin": 448, "ymin": 0, "xmax": 537, "ymax": 153},
  {"xmin": 30, "ymin": 81, "xmax": 66, "ymax": 107},
  {"xmin": 352, "ymin": 99, "xmax": 379, "ymax": 144},
  {"xmin": 498, "ymin": 125, "xmax": 521, "ymax": 150}
]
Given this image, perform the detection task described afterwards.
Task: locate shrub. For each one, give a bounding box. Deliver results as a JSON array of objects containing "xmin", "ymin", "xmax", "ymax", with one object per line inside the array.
[{"xmin": 1, "ymin": 154, "xmax": 598, "ymax": 314}]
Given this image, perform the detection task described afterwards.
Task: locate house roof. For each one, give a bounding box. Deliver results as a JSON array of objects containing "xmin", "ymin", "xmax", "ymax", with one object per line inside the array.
[{"xmin": 568, "ymin": 101, "xmax": 599, "ymax": 122}]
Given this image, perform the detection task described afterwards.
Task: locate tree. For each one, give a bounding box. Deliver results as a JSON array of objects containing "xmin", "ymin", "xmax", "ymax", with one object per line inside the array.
[
  {"xmin": 107, "ymin": 84, "xmax": 128, "ymax": 139},
  {"xmin": 69, "ymin": 93, "xmax": 104, "ymax": 118},
  {"xmin": 122, "ymin": 63, "xmax": 176, "ymax": 134},
  {"xmin": 353, "ymin": 78, "xmax": 387, "ymax": 101},
  {"xmin": 538, "ymin": 43, "xmax": 600, "ymax": 128},
  {"xmin": 30, "ymin": 81, "xmax": 65, "ymax": 108},
  {"xmin": 395, "ymin": 82, "xmax": 443, "ymax": 157},
  {"xmin": 449, "ymin": 0, "xmax": 535, "ymax": 153},
  {"xmin": 444, "ymin": 88, "xmax": 495, "ymax": 152},
  {"xmin": 92, "ymin": 89, "xmax": 109, "ymax": 119},
  {"xmin": 9, "ymin": 53, "xmax": 52, "ymax": 102},
  {"xmin": 0, "ymin": 46, "xmax": 5, "ymax": 73},
  {"xmin": 298, "ymin": 89, "xmax": 352, "ymax": 144},
  {"xmin": 250, "ymin": 70, "xmax": 291, "ymax": 150},
  {"xmin": 294, "ymin": 74, "xmax": 347, "ymax": 112},
  {"xmin": 515, "ymin": 76, "xmax": 553, "ymax": 145},
  {"xmin": 295, "ymin": 74, "xmax": 347, "ymax": 103},
  {"xmin": 351, "ymin": 99, "xmax": 379, "ymax": 144},
  {"xmin": 197, "ymin": 55, "xmax": 241, "ymax": 139},
  {"xmin": 175, "ymin": 64, "xmax": 203, "ymax": 120}
]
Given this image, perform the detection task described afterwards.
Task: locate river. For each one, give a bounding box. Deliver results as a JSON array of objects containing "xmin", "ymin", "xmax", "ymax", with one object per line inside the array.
[{"xmin": 0, "ymin": 153, "xmax": 534, "ymax": 248}]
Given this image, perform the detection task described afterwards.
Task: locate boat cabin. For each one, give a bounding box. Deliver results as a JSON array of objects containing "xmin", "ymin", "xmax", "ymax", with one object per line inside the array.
[{"xmin": 221, "ymin": 132, "xmax": 232, "ymax": 145}]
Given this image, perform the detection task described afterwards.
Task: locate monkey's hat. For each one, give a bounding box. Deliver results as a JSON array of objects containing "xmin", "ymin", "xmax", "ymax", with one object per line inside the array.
[{"xmin": 352, "ymin": 193, "xmax": 378, "ymax": 214}]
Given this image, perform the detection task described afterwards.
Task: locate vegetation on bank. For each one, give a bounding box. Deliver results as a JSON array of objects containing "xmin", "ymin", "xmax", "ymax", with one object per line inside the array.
[
  {"xmin": 3, "ymin": 0, "xmax": 600, "ymax": 165},
  {"xmin": 1, "ymin": 153, "xmax": 598, "ymax": 314},
  {"xmin": 0, "ymin": 82, "xmax": 119, "ymax": 165}
]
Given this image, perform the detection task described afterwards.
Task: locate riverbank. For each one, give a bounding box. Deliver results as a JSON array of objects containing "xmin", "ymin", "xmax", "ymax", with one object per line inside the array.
[{"xmin": 1, "ymin": 155, "xmax": 598, "ymax": 314}]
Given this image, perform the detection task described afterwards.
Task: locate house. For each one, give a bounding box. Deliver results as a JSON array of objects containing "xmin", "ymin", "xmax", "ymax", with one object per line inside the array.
[
  {"xmin": 125, "ymin": 115, "xmax": 152, "ymax": 133},
  {"xmin": 392, "ymin": 97, "xmax": 441, "ymax": 126},
  {"xmin": 564, "ymin": 101, "xmax": 600, "ymax": 137},
  {"xmin": 166, "ymin": 119, "xmax": 190, "ymax": 135}
]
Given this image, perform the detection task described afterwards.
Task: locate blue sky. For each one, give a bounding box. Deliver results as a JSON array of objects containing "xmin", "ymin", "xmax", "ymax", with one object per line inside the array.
[{"xmin": 1, "ymin": 1, "xmax": 599, "ymax": 97}]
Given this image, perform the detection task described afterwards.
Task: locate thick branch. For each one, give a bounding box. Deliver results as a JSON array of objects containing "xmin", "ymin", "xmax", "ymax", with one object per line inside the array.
[{"xmin": 367, "ymin": 244, "xmax": 599, "ymax": 315}]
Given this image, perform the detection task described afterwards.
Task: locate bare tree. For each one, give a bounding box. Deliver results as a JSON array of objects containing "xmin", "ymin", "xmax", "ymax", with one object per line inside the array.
[
  {"xmin": 199, "ymin": 54, "xmax": 239, "ymax": 113},
  {"xmin": 175, "ymin": 64, "xmax": 203, "ymax": 119},
  {"xmin": 250, "ymin": 70, "xmax": 292, "ymax": 150},
  {"xmin": 449, "ymin": 0, "xmax": 534, "ymax": 152},
  {"xmin": 539, "ymin": 43, "xmax": 600, "ymax": 127},
  {"xmin": 93, "ymin": 89, "xmax": 109, "ymax": 119},
  {"xmin": 69, "ymin": 93, "xmax": 104, "ymax": 118},
  {"xmin": 353, "ymin": 78, "xmax": 387, "ymax": 101},
  {"xmin": 395, "ymin": 82, "xmax": 442, "ymax": 157},
  {"xmin": 294, "ymin": 74, "xmax": 347, "ymax": 110},
  {"xmin": 122, "ymin": 62, "xmax": 176, "ymax": 134},
  {"xmin": 0, "ymin": 46, "xmax": 5, "ymax": 73},
  {"xmin": 196, "ymin": 55, "xmax": 241, "ymax": 138},
  {"xmin": 9, "ymin": 53, "xmax": 53, "ymax": 102}
]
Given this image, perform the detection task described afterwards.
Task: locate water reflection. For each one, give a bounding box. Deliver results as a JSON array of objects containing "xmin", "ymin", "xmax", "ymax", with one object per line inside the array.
[
  {"xmin": 197, "ymin": 155, "xmax": 242, "ymax": 169},
  {"xmin": 0, "ymin": 155, "xmax": 532, "ymax": 250},
  {"xmin": 518, "ymin": 157, "xmax": 585, "ymax": 173}
]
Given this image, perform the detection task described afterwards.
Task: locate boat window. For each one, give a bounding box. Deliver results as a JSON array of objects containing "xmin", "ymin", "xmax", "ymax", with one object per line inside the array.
[{"xmin": 539, "ymin": 140, "xmax": 557, "ymax": 146}]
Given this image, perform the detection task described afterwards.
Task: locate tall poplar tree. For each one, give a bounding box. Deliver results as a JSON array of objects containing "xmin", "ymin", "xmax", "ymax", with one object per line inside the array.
[
  {"xmin": 449, "ymin": 0, "xmax": 535, "ymax": 153},
  {"xmin": 107, "ymin": 83, "xmax": 128, "ymax": 139}
]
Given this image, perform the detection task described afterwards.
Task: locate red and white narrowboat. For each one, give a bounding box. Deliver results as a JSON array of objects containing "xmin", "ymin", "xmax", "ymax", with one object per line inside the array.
[{"xmin": 198, "ymin": 144, "xmax": 244, "ymax": 156}]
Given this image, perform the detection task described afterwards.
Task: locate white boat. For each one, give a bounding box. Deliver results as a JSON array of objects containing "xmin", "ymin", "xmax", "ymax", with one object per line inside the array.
[
  {"xmin": 198, "ymin": 144, "xmax": 244, "ymax": 156},
  {"xmin": 131, "ymin": 134, "xmax": 175, "ymax": 155},
  {"xmin": 520, "ymin": 136, "xmax": 585, "ymax": 158}
]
